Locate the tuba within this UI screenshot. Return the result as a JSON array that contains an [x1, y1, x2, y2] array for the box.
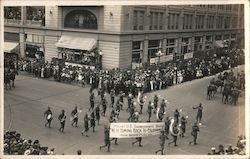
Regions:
[[169, 118, 180, 136]]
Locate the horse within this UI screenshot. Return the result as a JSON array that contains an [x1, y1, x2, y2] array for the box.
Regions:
[[222, 85, 232, 104], [229, 89, 241, 105], [207, 84, 217, 100], [213, 79, 224, 92]]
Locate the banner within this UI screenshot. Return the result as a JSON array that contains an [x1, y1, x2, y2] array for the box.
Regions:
[[184, 52, 193, 60], [110, 122, 164, 138]]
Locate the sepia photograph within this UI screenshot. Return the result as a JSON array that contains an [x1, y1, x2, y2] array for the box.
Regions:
[[1, 1, 248, 158]]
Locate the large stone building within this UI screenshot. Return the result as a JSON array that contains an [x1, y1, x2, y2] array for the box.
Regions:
[[4, 5, 244, 69]]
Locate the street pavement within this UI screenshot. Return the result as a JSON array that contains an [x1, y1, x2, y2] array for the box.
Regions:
[[4, 66, 245, 155]]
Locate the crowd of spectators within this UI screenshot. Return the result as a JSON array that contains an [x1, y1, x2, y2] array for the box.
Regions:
[[16, 48, 244, 96], [4, 131, 55, 155], [208, 135, 246, 155], [4, 7, 21, 20]]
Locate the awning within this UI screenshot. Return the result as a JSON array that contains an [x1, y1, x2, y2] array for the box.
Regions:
[[215, 40, 225, 48], [4, 42, 19, 53], [55, 35, 97, 51]]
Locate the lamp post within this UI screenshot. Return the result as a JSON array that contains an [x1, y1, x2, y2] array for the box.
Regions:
[[99, 50, 103, 70], [156, 50, 162, 66]]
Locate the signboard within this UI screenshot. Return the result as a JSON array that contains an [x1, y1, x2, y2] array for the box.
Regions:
[[165, 54, 174, 62], [110, 122, 164, 138], [65, 62, 95, 70], [150, 58, 156, 64], [184, 52, 193, 60]]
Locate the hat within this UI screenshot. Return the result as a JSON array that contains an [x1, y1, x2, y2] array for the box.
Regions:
[[211, 147, 216, 150]]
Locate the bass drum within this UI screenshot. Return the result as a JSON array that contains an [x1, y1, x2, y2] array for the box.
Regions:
[[47, 114, 52, 120]]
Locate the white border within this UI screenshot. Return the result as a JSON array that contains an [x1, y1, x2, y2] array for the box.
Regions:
[[0, 0, 249, 159]]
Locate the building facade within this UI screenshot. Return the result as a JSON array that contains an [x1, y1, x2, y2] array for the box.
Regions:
[[4, 5, 245, 69]]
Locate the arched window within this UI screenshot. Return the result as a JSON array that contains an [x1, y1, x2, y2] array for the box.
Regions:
[[64, 10, 98, 29]]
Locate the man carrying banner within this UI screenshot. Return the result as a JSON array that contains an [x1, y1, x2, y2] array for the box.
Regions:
[[189, 122, 200, 145], [44, 107, 52, 128], [71, 106, 78, 127], [155, 130, 166, 155], [131, 112, 142, 147], [99, 126, 111, 152], [58, 109, 66, 133]]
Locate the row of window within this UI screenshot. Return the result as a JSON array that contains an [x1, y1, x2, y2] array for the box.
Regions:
[[133, 10, 243, 30], [132, 35, 236, 62]]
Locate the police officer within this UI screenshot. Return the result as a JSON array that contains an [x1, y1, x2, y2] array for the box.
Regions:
[[58, 110, 66, 133], [189, 122, 200, 145], [193, 103, 203, 124], [155, 130, 166, 155], [180, 116, 187, 137], [71, 106, 78, 127], [147, 101, 153, 122], [89, 92, 95, 111], [99, 127, 111, 152], [44, 107, 52, 128]]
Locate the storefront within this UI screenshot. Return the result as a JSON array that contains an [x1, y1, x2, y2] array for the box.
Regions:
[[55, 35, 98, 69], [25, 34, 45, 59]]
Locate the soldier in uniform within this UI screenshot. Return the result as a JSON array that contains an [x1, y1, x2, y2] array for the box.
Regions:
[[168, 123, 179, 146], [110, 89, 115, 108], [71, 106, 78, 127], [174, 109, 180, 124], [81, 114, 89, 137], [101, 97, 107, 116], [180, 116, 187, 137], [131, 112, 142, 147], [119, 91, 124, 110], [164, 116, 171, 140], [99, 127, 111, 152], [189, 122, 200, 145], [44, 107, 52, 128], [147, 101, 153, 122], [127, 93, 133, 112], [155, 130, 166, 155], [58, 110, 66, 133], [193, 103, 203, 124], [90, 111, 96, 132], [89, 92, 95, 111], [153, 95, 159, 113], [139, 95, 145, 114]]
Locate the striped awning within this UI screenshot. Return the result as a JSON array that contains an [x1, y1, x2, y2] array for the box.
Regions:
[[4, 42, 19, 53], [55, 35, 97, 51]]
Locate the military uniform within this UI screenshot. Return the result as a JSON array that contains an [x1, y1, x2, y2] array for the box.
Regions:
[[71, 107, 78, 127], [58, 110, 66, 133], [147, 102, 153, 122], [193, 104, 203, 124], [189, 123, 200, 145], [89, 92, 95, 111], [44, 108, 52, 128], [155, 131, 166, 155], [99, 128, 111, 152]]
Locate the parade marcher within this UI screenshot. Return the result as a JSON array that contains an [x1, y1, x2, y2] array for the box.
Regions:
[[147, 101, 153, 122], [81, 114, 89, 137], [89, 92, 95, 111], [109, 113, 118, 145], [189, 122, 200, 145], [127, 93, 133, 112], [44, 107, 52, 128], [90, 111, 96, 132], [180, 116, 187, 137], [155, 130, 166, 155], [119, 91, 124, 110], [95, 105, 100, 125], [174, 109, 180, 124], [193, 103, 203, 125], [58, 110, 66, 133], [101, 97, 107, 117], [110, 89, 115, 108], [164, 117, 171, 140], [168, 123, 179, 147], [99, 127, 111, 152], [132, 137, 143, 147], [139, 94, 145, 114], [153, 95, 159, 113], [128, 102, 135, 122], [71, 106, 78, 127], [131, 111, 142, 147]]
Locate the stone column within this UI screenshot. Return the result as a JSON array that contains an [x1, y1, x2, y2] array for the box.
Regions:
[[21, 6, 26, 25], [19, 31, 26, 58], [142, 36, 149, 63]]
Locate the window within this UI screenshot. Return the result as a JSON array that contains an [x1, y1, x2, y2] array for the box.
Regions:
[[224, 17, 231, 29], [149, 11, 164, 30], [148, 40, 162, 60], [216, 16, 223, 29], [207, 15, 214, 29], [205, 36, 212, 50], [166, 39, 177, 55], [215, 35, 222, 40], [168, 13, 179, 30], [133, 10, 145, 30], [183, 14, 193, 30], [181, 37, 191, 54], [64, 10, 98, 29], [132, 41, 143, 63], [159, 13, 163, 30], [4, 7, 21, 20], [194, 37, 203, 51], [196, 15, 205, 29], [232, 17, 237, 28], [26, 6, 45, 26]]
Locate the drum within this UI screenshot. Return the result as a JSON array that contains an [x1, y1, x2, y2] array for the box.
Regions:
[[47, 114, 52, 120]]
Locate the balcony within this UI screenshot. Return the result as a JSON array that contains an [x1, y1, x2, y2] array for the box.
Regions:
[[4, 19, 22, 25]]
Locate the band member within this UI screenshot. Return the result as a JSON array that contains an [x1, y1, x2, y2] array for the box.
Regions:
[[128, 102, 135, 122], [139, 94, 145, 114], [180, 116, 187, 137], [174, 109, 180, 124], [132, 137, 142, 147], [101, 97, 107, 116], [109, 113, 118, 145], [193, 103, 203, 124], [127, 93, 133, 112], [115, 98, 121, 118], [189, 122, 200, 145], [90, 111, 96, 132], [44, 107, 52, 128], [168, 123, 179, 146], [95, 105, 100, 125], [71, 106, 78, 127], [153, 95, 159, 113], [164, 116, 171, 140], [155, 130, 166, 155], [58, 110, 66, 133], [99, 127, 111, 152], [110, 89, 115, 108], [119, 91, 124, 110], [81, 114, 89, 137], [131, 111, 142, 147], [147, 101, 153, 122], [89, 92, 95, 111]]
